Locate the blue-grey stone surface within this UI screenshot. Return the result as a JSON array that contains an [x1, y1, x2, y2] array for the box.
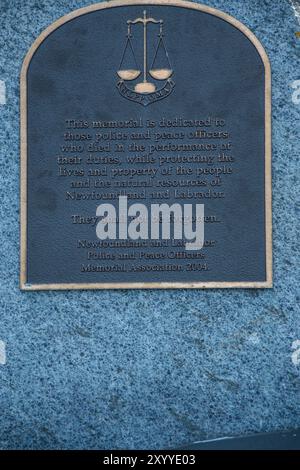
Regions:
[[0, 0, 299, 450]]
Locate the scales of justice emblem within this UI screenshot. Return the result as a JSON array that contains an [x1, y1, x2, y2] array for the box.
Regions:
[[116, 11, 175, 106]]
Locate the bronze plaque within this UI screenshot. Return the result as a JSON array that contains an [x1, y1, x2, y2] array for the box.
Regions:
[[20, 0, 272, 290]]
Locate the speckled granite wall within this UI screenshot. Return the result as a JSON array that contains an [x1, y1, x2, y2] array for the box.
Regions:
[[0, 0, 299, 450]]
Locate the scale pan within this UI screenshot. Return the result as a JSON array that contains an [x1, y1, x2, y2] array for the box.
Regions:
[[117, 69, 141, 81], [149, 69, 173, 80]]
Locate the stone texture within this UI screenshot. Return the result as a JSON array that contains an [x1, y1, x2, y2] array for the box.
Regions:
[[0, 0, 299, 449]]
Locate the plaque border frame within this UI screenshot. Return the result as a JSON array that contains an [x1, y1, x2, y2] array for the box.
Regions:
[[20, 0, 272, 290]]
